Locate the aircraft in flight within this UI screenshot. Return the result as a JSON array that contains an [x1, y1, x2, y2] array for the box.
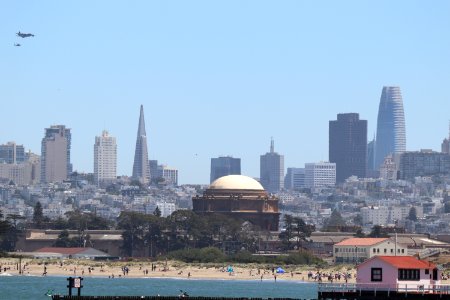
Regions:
[[16, 31, 34, 38], [14, 43, 21, 47]]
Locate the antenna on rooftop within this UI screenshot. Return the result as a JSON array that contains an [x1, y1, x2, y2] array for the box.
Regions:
[[270, 137, 274, 153]]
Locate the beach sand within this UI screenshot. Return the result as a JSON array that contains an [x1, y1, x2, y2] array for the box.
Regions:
[[0, 258, 357, 283]]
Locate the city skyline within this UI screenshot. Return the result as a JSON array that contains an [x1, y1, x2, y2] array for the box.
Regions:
[[2, 1, 450, 184]]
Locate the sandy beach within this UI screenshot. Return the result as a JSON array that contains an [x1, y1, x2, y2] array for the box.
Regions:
[[0, 258, 357, 283]]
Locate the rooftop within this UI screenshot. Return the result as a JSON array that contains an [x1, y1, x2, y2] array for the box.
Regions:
[[373, 256, 436, 269], [335, 238, 389, 246], [209, 175, 264, 191]]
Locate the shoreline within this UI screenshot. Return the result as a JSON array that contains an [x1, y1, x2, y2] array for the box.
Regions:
[[0, 257, 355, 283], [0, 272, 315, 283]]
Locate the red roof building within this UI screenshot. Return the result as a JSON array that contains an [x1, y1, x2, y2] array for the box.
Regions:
[[334, 238, 407, 264], [357, 256, 441, 290]]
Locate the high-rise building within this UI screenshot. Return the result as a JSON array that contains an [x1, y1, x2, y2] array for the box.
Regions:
[[94, 130, 117, 186], [304, 162, 336, 188], [260, 138, 284, 193], [379, 155, 397, 180], [149, 160, 159, 182], [158, 165, 178, 186], [210, 156, 241, 183], [399, 149, 450, 180], [132, 105, 150, 184], [329, 113, 367, 183], [441, 122, 450, 154], [0, 142, 25, 164], [367, 138, 377, 177], [40, 125, 71, 183], [374, 86, 406, 169], [284, 168, 305, 190]]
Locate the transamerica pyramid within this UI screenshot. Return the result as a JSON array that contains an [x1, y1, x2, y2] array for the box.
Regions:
[[132, 105, 150, 184]]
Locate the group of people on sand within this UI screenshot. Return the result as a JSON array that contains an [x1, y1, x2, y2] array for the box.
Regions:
[[307, 270, 352, 283]]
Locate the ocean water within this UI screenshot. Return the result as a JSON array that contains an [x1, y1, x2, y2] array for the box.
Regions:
[[0, 275, 317, 300]]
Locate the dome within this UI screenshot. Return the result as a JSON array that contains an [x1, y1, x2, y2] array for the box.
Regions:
[[209, 175, 264, 191]]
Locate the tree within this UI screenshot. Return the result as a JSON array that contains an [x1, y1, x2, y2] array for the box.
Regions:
[[353, 214, 363, 226], [354, 228, 366, 238], [368, 225, 389, 238], [33, 201, 44, 228], [153, 206, 161, 217], [279, 214, 294, 250], [117, 212, 148, 256], [408, 207, 418, 221], [323, 210, 346, 230], [0, 210, 14, 251], [53, 230, 71, 247]]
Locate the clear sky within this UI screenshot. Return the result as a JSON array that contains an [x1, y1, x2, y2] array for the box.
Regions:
[[1, 1, 449, 184]]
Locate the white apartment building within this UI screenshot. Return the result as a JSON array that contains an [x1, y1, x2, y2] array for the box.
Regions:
[[361, 206, 415, 226], [305, 162, 336, 188], [158, 165, 178, 186], [94, 130, 117, 186], [156, 201, 177, 217], [334, 238, 407, 264]]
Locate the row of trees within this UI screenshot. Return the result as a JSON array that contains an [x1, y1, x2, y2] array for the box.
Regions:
[[117, 210, 270, 257]]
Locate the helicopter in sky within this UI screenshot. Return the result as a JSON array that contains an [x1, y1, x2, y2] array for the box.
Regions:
[[16, 31, 34, 38], [14, 43, 21, 47]]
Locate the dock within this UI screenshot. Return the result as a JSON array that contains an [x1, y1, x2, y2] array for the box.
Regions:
[[318, 283, 450, 299]]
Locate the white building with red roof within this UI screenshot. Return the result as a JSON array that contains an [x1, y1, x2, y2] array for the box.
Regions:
[[333, 238, 407, 264], [356, 256, 441, 290]]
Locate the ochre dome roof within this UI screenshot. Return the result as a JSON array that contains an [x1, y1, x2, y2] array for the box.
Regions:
[[209, 175, 264, 191]]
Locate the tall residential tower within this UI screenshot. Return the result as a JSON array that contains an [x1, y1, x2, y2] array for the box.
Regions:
[[40, 125, 71, 183], [374, 86, 406, 169], [94, 130, 117, 186], [132, 105, 150, 184]]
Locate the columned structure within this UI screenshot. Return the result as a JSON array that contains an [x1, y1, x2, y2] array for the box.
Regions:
[[193, 175, 280, 231]]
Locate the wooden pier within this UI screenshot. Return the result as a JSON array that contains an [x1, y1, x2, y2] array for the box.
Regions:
[[318, 283, 450, 299], [51, 297, 310, 300]]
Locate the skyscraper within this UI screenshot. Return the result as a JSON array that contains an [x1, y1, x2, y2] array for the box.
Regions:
[[94, 130, 117, 186], [367, 138, 377, 177], [304, 162, 336, 188], [260, 138, 284, 193], [441, 121, 450, 154], [40, 125, 71, 183], [210, 156, 241, 183], [132, 105, 150, 184], [0, 142, 25, 164], [329, 113, 367, 183], [284, 167, 305, 190], [374, 86, 406, 169]]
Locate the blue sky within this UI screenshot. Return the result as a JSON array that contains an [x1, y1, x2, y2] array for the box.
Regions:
[[1, 1, 449, 184]]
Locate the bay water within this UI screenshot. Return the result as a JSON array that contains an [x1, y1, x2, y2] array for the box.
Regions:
[[0, 275, 317, 300]]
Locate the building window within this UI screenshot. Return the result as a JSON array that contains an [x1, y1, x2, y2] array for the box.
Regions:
[[398, 269, 420, 281], [373, 248, 376, 253], [371, 268, 382, 282], [425, 269, 429, 275], [391, 249, 393, 253], [384, 249, 387, 253], [401, 249, 404, 253]]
